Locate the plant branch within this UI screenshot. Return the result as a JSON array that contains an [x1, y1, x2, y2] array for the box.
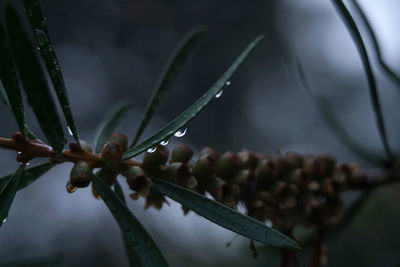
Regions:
[[0, 133, 141, 168]]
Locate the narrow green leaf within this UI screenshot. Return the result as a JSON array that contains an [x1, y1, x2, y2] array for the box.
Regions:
[[331, 0, 392, 161], [297, 62, 383, 166], [123, 35, 264, 159], [92, 175, 169, 267], [130, 27, 207, 147], [0, 80, 8, 105], [0, 165, 25, 227], [153, 179, 300, 249], [350, 0, 400, 89], [23, 0, 80, 142], [0, 162, 54, 192], [114, 180, 142, 267], [93, 101, 132, 153], [0, 17, 25, 133], [6, 3, 66, 152]]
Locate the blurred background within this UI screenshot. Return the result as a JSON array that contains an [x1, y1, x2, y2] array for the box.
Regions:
[[0, 0, 400, 266]]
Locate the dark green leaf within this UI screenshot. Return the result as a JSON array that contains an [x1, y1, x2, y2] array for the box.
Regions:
[[0, 165, 25, 227], [93, 101, 132, 153], [0, 162, 54, 192], [350, 0, 400, 89], [297, 61, 383, 166], [6, 3, 66, 152], [331, 0, 392, 161], [123, 35, 264, 159], [23, 0, 80, 142], [114, 180, 142, 267], [92, 175, 168, 267], [153, 179, 300, 249], [130, 27, 207, 147], [0, 17, 25, 133], [0, 80, 8, 105]]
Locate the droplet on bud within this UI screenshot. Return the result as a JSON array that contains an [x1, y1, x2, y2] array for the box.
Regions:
[[66, 182, 77, 193], [174, 128, 187, 138]]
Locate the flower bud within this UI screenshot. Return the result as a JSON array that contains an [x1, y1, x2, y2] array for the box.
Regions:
[[109, 133, 128, 152], [163, 162, 190, 184], [101, 142, 123, 164], [238, 150, 258, 170], [256, 159, 277, 189], [70, 161, 93, 188], [192, 154, 217, 183], [125, 166, 153, 191], [69, 140, 92, 153], [200, 147, 219, 163], [217, 152, 242, 181], [170, 143, 194, 163], [143, 145, 169, 170], [145, 188, 169, 210]]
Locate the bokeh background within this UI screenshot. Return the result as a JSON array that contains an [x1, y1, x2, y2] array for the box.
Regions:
[[0, 0, 400, 266]]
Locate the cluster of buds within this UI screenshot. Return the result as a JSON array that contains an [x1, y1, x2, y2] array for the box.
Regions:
[[63, 132, 367, 246], [128, 142, 367, 246]]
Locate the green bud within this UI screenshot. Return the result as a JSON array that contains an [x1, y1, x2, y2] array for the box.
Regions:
[[238, 150, 258, 169], [217, 151, 242, 181], [70, 161, 93, 188], [170, 143, 194, 163], [109, 133, 128, 152], [143, 145, 169, 170]]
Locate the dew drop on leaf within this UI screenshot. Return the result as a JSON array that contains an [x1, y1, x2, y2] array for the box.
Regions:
[[215, 90, 224, 99], [1, 218, 7, 226], [174, 127, 187, 138], [160, 138, 169, 146], [147, 147, 157, 153], [226, 80, 231, 86], [67, 126, 73, 136]]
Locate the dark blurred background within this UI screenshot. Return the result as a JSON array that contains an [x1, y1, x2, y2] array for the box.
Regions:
[[0, 0, 400, 266]]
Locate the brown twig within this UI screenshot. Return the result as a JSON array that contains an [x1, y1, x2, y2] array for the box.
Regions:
[[0, 134, 141, 168]]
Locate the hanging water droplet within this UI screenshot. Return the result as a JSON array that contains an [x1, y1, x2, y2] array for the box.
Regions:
[[160, 138, 169, 146], [25, 162, 30, 166], [265, 220, 273, 227], [215, 89, 224, 99], [225, 80, 231, 86], [66, 182, 77, 193], [67, 126, 73, 136], [174, 127, 187, 138], [147, 147, 156, 153], [1, 218, 7, 226]]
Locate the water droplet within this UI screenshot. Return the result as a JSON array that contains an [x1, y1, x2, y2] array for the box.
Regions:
[[160, 138, 169, 146], [66, 182, 77, 193], [215, 89, 223, 99], [1, 218, 7, 226], [67, 126, 73, 136], [174, 127, 187, 138], [226, 80, 231, 86], [265, 220, 273, 227], [25, 162, 30, 166], [147, 147, 156, 153]]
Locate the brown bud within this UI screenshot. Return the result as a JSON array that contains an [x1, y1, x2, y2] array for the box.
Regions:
[[284, 152, 304, 169], [143, 145, 169, 170], [256, 159, 277, 189], [217, 152, 242, 181], [163, 162, 190, 184], [170, 143, 194, 163], [200, 147, 219, 163], [109, 133, 128, 152], [69, 140, 92, 153], [145, 188, 169, 210], [192, 154, 217, 182], [125, 166, 153, 191], [70, 161, 93, 188], [101, 142, 123, 163], [238, 150, 258, 169]]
